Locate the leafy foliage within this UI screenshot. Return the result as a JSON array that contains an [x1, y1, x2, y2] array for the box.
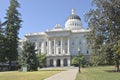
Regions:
[[72, 54, 88, 67], [86, 0, 120, 71], [72, 57, 78, 67], [0, 21, 6, 62], [19, 41, 39, 71], [37, 53, 46, 68]]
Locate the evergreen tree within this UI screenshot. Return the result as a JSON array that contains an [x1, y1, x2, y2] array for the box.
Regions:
[[0, 21, 5, 62], [86, 0, 120, 71], [20, 41, 39, 71], [37, 53, 46, 68], [5, 0, 22, 70]]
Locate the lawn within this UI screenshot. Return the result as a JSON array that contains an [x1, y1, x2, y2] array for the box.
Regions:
[[0, 69, 62, 80], [76, 66, 120, 80]]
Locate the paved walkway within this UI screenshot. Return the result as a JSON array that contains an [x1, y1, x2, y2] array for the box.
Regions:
[[44, 67, 78, 80]]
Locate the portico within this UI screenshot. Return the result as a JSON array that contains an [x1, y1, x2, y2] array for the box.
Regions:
[[45, 35, 71, 67], [46, 36, 70, 55], [46, 56, 71, 67]]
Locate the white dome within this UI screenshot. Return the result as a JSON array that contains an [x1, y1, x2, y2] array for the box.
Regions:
[[65, 9, 83, 30]]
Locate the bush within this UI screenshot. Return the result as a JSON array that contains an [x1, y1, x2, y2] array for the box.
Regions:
[[72, 57, 78, 67], [72, 55, 89, 68]]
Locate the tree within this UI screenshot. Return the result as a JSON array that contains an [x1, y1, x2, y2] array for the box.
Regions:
[[104, 44, 114, 65], [37, 53, 46, 68], [72, 54, 87, 67], [0, 21, 6, 62], [86, 0, 120, 71], [113, 40, 120, 72], [4, 0, 22, 70], [72, 57, 78, 67], [20, 41, 39, 71]]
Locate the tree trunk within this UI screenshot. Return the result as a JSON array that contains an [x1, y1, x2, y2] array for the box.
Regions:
[[9, 60, 12, 71], [115, 59, 119, 72]]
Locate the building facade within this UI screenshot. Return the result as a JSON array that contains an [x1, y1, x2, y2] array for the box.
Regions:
[[18, 9, 91, 67]]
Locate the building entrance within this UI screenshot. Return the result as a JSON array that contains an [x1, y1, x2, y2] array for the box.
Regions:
[[57, 59, 61, 66], [50, 59, 53, 67], [64, 58, 68, 66]]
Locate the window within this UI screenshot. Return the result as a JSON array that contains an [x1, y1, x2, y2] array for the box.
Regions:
[[46, 41, 47, 46], [39, 42, 41, 47], [72, 41, 74, 45], [59, 52, 61, 54], [52, 52, 54, 54], [79, 39, 81, 44], [58, 48, 61, 54], [75, 23, 76, 26], [65, 50, 67, 54], [58, 41, 61, 46], [65, 42, 67, 46], [87, 50, 89, 54], [79, 41, 81, 44], [52, 41, 54, 46]]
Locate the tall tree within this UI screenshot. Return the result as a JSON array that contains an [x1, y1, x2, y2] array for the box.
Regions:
[[5, 0, 22, 70], [0, 21, 5, 62], [86, 0, 120, 71]]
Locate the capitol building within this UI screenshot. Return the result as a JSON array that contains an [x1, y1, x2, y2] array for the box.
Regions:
[[19, 9, 91, 67]]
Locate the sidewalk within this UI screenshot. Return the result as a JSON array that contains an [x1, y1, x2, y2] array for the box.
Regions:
[[44, 67, 78, 80]]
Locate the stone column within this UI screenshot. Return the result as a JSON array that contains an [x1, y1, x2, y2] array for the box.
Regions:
[[67, 37, 70, 54], [54, 38, 56, 54], [60, 59, 63, 67], [68, 58, 71, 66], [46, 58, 50, 67], [43, 41, 45, 54], [47, 39, 49, 55], [53, 59, 56, 67], [61, 38, 63, 54], [49, 40, 51, 54]]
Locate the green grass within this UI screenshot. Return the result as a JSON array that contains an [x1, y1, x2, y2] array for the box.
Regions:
[[0, 70, 63, 80], [76, 66, 120, 80]]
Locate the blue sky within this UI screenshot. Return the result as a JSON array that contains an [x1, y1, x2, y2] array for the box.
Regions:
[[0, 0, 93, 38]]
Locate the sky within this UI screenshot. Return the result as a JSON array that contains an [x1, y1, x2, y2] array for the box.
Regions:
[[0, 0, 93, 38]]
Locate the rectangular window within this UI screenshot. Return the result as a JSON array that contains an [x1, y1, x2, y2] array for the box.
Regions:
[[39, 42, 41, 47], [52, 52, 54, 54], [65, 50, 67, 54], [46, 41, 47, 46], [87, 50, 89, 54], [52, 41, 54, 46], [72, 41, 74, 45], [65, 42, 67, 46], [58, 41, 61, 46], [79, 39, 81, 44], [58, 48, 61, 54], [59, 52, 61, 54]]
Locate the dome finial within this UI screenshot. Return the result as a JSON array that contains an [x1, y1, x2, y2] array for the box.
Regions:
[[72, 8, 76, 14]]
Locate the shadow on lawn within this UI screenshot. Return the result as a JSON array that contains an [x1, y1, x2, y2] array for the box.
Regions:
[[104, 70, 120, 73]]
